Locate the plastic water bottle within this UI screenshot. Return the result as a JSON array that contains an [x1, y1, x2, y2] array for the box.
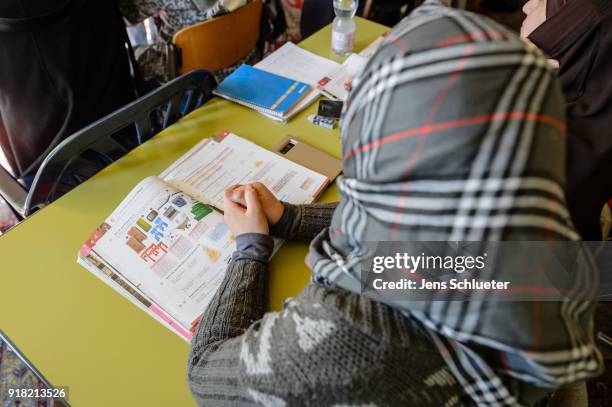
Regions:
[[332, 0, 358, 56], [126, 16, 158, 47]]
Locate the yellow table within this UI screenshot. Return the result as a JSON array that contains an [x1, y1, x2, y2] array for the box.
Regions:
[[0, 19, 387, 406]]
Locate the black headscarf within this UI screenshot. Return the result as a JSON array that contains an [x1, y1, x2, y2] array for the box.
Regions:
[[529, 0, 612, 240]]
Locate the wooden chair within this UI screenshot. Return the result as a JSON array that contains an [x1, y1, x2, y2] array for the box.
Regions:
[[171, 0, 263, 76]]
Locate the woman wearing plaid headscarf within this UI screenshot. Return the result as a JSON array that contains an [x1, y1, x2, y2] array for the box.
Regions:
[[187, 2, 603, 405]]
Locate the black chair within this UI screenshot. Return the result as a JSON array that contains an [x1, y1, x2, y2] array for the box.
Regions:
[[0, 69, 216, 218]]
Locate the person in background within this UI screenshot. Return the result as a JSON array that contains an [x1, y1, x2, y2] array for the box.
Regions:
[[0, 0, 137, 185], [187, 2, 602, 405], [299, 0, 334, 39], [279, 0, 303, 43], [118, 0, 256, 83], [522, 0, 612, 240], [260, 0, 308, 54]]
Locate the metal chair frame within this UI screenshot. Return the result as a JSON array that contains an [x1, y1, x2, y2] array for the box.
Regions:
[[0, 69, 216, 217]]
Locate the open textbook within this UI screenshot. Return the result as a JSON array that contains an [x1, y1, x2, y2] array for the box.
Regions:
[[77, 132, 331, 341]]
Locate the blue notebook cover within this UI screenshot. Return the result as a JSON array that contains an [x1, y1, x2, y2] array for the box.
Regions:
[[214, 65, 311, 117]]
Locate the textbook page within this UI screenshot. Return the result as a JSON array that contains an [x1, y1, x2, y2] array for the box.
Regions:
[[161, 132, 329, 209], [86, 176, 234, 332]]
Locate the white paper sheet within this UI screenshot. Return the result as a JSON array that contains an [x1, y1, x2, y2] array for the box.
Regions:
[[256, 42, 340, 86], [317, 53, 368, 101]]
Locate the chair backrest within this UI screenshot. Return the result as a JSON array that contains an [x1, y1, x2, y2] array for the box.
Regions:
[[172, 0, 263, 74], [23, 70, 216, 216]]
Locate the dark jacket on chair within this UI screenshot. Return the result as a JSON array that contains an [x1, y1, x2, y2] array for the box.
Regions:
[[0, 0, 137, 180]]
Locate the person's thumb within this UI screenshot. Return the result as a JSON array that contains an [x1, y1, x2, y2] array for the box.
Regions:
[[244, 185, 263, 214]]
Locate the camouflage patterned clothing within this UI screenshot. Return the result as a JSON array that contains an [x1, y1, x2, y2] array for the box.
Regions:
[[119, 0, 259, 82]]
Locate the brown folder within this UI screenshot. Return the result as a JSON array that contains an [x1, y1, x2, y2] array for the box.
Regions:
[[273, 136, 342, 181]]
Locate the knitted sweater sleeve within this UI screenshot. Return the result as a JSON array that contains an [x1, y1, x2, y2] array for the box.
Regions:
[[186, 195, 466, 405], [187, 203, 336, 405], [187, 259, 266, 405], [270, 202, 338, 240], [186, 202, 454, 406]]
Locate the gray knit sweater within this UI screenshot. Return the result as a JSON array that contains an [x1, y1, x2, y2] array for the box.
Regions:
[[187, 203, 464, 406]]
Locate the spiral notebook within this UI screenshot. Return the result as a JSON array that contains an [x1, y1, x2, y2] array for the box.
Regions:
[[213, 65, 311, 122]]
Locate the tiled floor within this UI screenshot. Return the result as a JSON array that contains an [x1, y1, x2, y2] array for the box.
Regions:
[[0, 335, 63, 407]]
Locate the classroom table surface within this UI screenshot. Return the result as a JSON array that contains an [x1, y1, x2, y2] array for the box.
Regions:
[[0, 18, 387, 406]]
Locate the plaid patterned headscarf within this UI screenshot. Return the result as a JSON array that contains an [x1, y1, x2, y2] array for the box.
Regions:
[[307, 2, 603, 405]]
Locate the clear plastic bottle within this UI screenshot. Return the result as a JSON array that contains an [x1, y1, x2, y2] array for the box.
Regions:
[[331, 0, 358, 56]]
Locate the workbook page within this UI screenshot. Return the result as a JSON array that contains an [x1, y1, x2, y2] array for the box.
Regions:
[[317, 53, 368, 101], [161, 132, 329, 209], [87, 176, 234, 331], [256, 42, 340, 86]]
